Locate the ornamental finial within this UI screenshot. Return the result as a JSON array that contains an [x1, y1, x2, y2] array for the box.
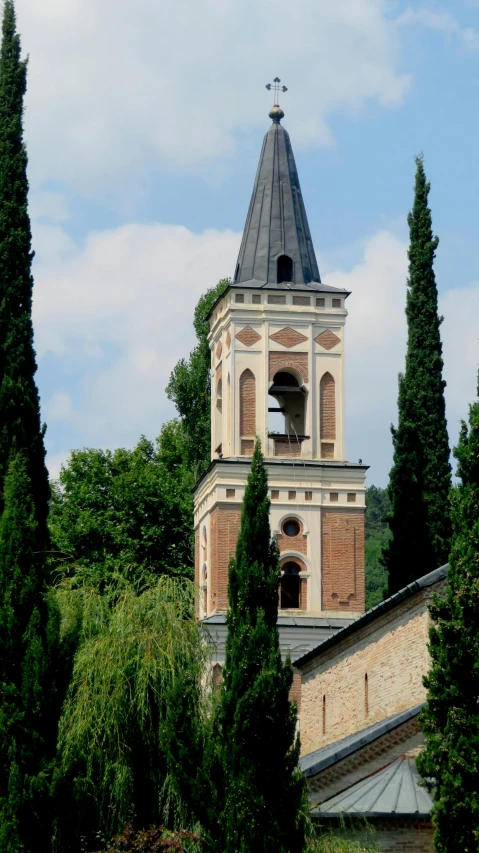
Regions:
[[265, 77, 287, 122]]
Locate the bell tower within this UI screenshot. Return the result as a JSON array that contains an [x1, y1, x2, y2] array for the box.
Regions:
[[194, 100, 367, 625]]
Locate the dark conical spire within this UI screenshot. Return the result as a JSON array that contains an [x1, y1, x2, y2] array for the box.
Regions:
[[234, 107, 321, 289]]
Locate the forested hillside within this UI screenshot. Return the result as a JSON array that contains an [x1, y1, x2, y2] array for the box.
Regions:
[[364, 486, 391, 609]]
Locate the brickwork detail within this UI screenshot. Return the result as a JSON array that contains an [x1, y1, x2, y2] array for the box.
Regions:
[[293, 296, 310, 306], [299, 584, 445, 756], [315, 329, 341, 350], [269, 352, 309, 382], [274, 439, 302, 457], [301, 577, 308, 611], [216, 340, 222, 359], [320, 372, 336, 440], [369, 821, 433, 852], [321, 442, 334, 459], [269, 327, 308, 348], [209, 506, 241, 612], [276, 530, 307, 555], [239, 369, 256, 438], [236, 325, 261, 347], [321, 510, 365, 612], [241, 439, 254, 456]]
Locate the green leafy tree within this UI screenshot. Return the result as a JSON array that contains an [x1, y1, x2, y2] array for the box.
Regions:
[[417, 379, 479, 853], [383, 156, 451, 595], [217, 439, 306, 853], [49, 428, 194, 586], [167, 280, 229, 477], [53, 576, 208, 853], [364, 486, 390, 609], [0, 453, 59, 853], [0, 1, 49, 543]]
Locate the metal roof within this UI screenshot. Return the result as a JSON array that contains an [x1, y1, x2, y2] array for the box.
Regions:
[[294, 564, 448, 670], [202, 613, 354, 665], [233, 109, 322, 290], [300, 704, 423, 778], [313, 757, 433, 819]]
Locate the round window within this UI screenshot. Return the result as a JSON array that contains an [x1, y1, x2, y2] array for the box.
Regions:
[[283, 519, 300, 537]]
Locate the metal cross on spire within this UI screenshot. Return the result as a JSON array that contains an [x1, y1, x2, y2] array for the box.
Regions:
[[265, 77, 288, 104]]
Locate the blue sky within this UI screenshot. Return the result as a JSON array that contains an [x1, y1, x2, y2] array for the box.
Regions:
[[16, 0, 479, 485]]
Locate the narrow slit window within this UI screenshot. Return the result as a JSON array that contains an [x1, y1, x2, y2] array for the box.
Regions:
[[365, 673, 369, 717], [322, 695, 326, 735]]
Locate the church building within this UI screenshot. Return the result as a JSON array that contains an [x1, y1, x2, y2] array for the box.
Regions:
[[194, 100, 368, 658], [194, 96, 441, 852]]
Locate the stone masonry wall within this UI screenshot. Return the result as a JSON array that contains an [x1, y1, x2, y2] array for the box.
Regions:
[[321, 509, 365, 612], [299, 583, 444, 756], [209, 506, 242, 612]]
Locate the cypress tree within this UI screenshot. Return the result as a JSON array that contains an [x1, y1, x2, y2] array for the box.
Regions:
[[0, 453, 59, 852], [383, 156, 451, 595], [0, 0, 49, 545], [217, 439, 305, 853], [417, 378, 479, 853], [0, 4, 59, 850]]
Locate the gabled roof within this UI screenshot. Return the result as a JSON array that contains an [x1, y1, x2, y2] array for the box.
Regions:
[[233, 107, 322, 290], [300, 704, 424, 778], [314, 757, 433, 819], [295, 564, 448, 670]]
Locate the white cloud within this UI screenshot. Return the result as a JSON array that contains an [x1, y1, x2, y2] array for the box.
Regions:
[[33, 221, 479, 484], [397, 7, 479, 51], [15, 0, 410, 191]]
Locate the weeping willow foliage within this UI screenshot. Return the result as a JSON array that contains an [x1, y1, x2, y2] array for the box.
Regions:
[[53, 576, 210, 853]]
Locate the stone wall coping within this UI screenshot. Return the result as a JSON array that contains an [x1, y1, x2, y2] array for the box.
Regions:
[[294, 564, 449, 670], [194, 457, 370, 494]]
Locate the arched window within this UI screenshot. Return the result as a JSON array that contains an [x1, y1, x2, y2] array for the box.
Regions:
[[240, 369, 256, 455], [280, 562, 301, 609], [212, 663, 223, 687], [277, 254, 293, 283], [320, 372, 336, 459]]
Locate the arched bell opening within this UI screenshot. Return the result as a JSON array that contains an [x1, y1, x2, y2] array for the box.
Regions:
[[280, 561, 301, 609], [277, 254, 293, 283], [269, 370, 306, 438]]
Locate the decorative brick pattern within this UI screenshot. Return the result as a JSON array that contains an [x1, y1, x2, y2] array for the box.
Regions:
[[226, 329, 231, 349], [239, 368, 256, 438], [320, 372, 336, 440], [236, 325, 261, 347], [269, 326, 308, 348], [321, 442, 334, 459], [269, 352, 309, 382], [209, 506, 241, 612], [321, 509, 365, 612], [235, 293, 244, 303], [315, 329, 341, 350], [281, 556, 307, 573], [216, 340, 222, 359], [347, 493, 356, 503], [241, 439, 254, 456], [332, 298, 342, 309], [274, 440, 302, 457], [268, 294, 286, 304], [316, 297, 325, 307], [252, 294, 261, 304], [293, 296, 310, 306], [271, 490, 280, 500]]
